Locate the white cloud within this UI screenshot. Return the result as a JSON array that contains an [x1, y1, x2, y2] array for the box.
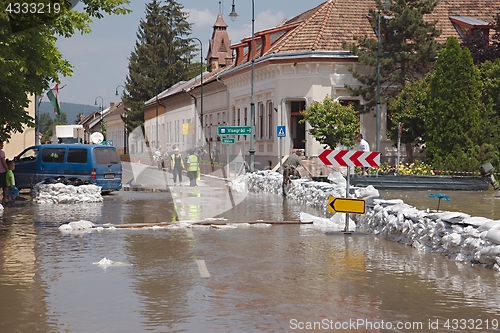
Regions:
[[186, 8, 217, 29]]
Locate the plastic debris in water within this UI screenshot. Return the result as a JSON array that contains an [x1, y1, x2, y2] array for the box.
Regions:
[[429, 193, 450, 212]]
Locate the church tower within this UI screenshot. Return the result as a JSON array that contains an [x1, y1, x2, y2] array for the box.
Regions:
[[206, 10, 233, 72]]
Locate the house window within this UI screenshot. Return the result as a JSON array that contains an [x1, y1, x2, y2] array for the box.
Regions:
[[339, 99, 362, 131], [209, 114, 213, 141]]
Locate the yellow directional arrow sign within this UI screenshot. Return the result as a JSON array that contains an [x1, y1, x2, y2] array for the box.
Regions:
[[328, 197, 366, 214]]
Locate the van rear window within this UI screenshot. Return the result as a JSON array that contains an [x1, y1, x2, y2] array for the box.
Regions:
[[67, 148, 88, 163], [42, 148, 66, 163], [94, 148, 120, 165]]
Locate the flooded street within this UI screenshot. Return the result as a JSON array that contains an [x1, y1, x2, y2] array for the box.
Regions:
[[1, 167, 500, 332]]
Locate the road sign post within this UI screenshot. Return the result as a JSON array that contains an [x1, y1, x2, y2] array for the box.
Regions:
[[319, 149, 380, 233], [277, 126, 287, 187]]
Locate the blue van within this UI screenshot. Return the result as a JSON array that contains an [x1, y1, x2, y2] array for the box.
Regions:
[[13, 144, 122, 191]]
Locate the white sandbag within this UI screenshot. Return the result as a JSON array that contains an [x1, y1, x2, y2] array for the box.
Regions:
[[59, 220, 96, 231], [478, 220, 500, 232], [462, 216, 492, 227], [485, 229, 500, 245], [330, 213, 356, 231], [327, 172, 346, 187], [32, 183, 102, 204], [354, 185, 379, 198]]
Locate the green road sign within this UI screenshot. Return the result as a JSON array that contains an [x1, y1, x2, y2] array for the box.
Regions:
[[217, 126, 252, 135], [221, 138, 235, 144]]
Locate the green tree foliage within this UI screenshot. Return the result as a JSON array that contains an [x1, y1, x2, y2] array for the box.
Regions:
[[38, 112, 54, 135], [55, 112, 68, 126], [387, 76, 430, 161], [122, 0, 196, 134], [0, 0, 130, 142], [75, 112, 84, 124], [477, 59, 500, 168], [39, 111, 68, 142], [426, 37, 482, 169], [300, 96, 361, 149], [342, 0, 440, 112]]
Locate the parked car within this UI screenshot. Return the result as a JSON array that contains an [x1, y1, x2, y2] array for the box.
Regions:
[[13, 144, 122, 191]]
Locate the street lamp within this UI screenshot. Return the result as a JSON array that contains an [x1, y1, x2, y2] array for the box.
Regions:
[[192, 37, 204, 148], [94, 95, 104, 133], [115, 84, 125, 97], [229, 0, 255, 172], [115, 85, 127, 154], [376, 0, 392, 153]]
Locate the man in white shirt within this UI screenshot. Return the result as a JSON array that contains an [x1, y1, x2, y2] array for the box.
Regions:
[[356, 133, 370, 175], [356, 133, 370, 152]]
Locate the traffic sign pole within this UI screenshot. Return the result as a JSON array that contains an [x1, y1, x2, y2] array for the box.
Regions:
[[345, 166, 350, 232], [317, 149, 381, 232]]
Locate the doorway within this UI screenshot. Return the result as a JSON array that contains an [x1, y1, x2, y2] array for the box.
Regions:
[[290, 101, 306, 150]]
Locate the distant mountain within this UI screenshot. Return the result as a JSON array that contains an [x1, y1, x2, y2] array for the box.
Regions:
[[39, 102, 100, 124]]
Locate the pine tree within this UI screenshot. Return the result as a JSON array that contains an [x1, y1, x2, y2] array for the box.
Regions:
[[122, 0, 196, 133], [426, 37, 482, 169], [342, 0, 441, 112]]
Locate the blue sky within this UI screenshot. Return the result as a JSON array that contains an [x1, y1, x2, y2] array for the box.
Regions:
[[55, 0, 325, 108]]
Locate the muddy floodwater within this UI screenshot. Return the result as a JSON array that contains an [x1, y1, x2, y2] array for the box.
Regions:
[[1, 185, 500, 332]]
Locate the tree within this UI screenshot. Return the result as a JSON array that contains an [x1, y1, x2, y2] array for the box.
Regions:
[[300, 96, 361, 149], [0, 0, 131, 142], [342, 0, 441, 112], [54, 112, 68, 126], [75, 112, 84, 125], [38, 112, 54, 136], [476, 59, 500, 168], [122, 0, 196, 134], [387, 76, 430, 161], [426, 37, 482, 169]]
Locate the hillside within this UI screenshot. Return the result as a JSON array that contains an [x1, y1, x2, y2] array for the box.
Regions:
[[39, 102, 99, 124]]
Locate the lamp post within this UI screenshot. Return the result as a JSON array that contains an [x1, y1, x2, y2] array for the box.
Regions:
[[376, 0, 392, 153], [94, 96, 104, 133], [192, 37, 204, 148], [229, 0, 255, 172], [155, 88, 159, 149], [115, 85, 127, 154]]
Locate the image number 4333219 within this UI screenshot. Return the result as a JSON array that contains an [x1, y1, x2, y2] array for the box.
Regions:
[[5, 0, 80, 33]]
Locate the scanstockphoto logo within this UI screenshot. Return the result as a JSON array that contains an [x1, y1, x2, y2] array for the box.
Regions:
[[127, 124, 251, 222], [4, 0, 80, 33]]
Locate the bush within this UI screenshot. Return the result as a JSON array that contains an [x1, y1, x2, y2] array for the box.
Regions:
[[364, 160, 435, 175]]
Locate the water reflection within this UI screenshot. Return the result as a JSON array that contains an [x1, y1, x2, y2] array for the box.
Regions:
[[0, 191, 499, 332]]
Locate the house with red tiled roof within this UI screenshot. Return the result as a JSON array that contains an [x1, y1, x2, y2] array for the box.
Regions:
[[142, 0, 499, 170]]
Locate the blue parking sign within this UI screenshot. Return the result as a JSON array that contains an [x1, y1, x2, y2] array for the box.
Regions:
[[277, 126, 286, 138]]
